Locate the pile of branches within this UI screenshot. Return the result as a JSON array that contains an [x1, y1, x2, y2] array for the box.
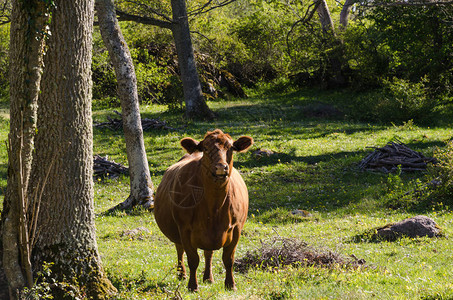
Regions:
[[94, 111, 175, 131], [234, 237, 365, 273], [359, 140, 437, 173], [93, 155, 128, 180]]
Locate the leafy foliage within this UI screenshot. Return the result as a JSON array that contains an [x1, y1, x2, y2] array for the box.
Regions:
[[345, 4, 453, 99], [0, 24, 8, 100]]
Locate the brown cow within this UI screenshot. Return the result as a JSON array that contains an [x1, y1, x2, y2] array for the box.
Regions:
[[154, 129, 253, 291]]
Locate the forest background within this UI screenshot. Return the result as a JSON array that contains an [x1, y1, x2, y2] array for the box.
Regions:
[[0, 0, 452, 124]]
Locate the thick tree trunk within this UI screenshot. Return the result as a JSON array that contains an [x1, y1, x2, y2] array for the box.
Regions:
[[170, 0, 215, 120], [316, 0, 336, 36], [1, 1, 49, 298], [26, 0, 116, 298], [96, 0, 154, 211]]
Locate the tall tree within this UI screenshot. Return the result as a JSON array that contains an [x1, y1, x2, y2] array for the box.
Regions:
[[340, 0, 355, 29], [170, 0, 214, 119], [1, 0, 50, 297], [115, 0, 215, 119], [1, 0, 116, 298], [96, 0, 154, 211]]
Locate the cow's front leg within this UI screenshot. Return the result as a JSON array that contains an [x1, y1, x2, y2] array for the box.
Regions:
[[203, 250, 214, 283], [175, 243, 186, 280], [222, 229, 240, 290], [181, 232, 199, 292]]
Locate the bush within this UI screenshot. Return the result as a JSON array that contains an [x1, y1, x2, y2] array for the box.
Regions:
[[91, 25, 180, 108], [0, 24, 9, 100], [427, 141, 453, 205], [345, 77, 434, 123], [92, 48, 117, 101], [194, 0, 295, 85], [345, 4, 453, 99]]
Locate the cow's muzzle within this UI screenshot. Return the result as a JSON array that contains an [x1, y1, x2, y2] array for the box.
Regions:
[[214, 163, 229, 179]]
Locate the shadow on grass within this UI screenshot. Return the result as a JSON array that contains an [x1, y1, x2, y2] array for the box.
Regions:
[[91, 93, 450, 222], [236, 149, 365, 169]]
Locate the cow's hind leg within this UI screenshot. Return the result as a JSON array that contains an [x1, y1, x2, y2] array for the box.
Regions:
[[203, 250, 214, 283], [175, 243, 186, 280]]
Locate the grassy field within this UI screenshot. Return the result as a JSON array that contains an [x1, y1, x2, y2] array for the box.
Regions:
[[3, 88, 453, 299]]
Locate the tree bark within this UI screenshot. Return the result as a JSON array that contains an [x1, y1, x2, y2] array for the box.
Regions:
[[1, 1, 49, 298], [315, 0, 336, 36], [96, 0, 154, 211], [170, 0, 215, 119], [26, 0, 116, 298], [340, 0, 355, 29]]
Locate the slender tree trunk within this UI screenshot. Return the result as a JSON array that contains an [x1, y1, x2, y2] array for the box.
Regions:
[[1, 1, 49, 298], [26, 0, 116, 298], [340, 0, 355, 29], [170, 0, 215, 120], [96, 0, 154, 211]]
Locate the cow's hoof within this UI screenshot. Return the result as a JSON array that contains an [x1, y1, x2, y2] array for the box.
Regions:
[[188, 285, 198, 292], [225, 283, 237, 291], [203, 277, 214, 284], [203, 273, 214, 283]]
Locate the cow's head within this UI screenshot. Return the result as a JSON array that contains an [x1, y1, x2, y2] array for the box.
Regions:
[[180, 129, 253, 182]]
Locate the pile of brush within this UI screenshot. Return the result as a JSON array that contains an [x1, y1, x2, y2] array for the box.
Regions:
[[94, 111, 174, 131], [359, 140, 437, 173], [234, 236, 365, 273], [93, 155, 128, 180]]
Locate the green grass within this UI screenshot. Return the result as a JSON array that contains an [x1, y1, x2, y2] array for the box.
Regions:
[[4, 88, 453, 299]]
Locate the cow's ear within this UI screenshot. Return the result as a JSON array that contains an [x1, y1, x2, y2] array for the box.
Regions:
[[181, 138, 203, 154], [233, 136, 253, 152]]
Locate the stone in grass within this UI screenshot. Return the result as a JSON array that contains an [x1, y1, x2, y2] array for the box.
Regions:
[[377, 215, 440, 239], [253, 149, 276, 158], [291, 209, 313, 218], [121, 227, 150, 240]]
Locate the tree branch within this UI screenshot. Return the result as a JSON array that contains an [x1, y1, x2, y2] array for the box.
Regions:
[[115, 9, 173, 29], [362, 0, 453, 7], [119, 0, 172, 22], [188, 0, 238, 17], [286, 0, 322, 57]]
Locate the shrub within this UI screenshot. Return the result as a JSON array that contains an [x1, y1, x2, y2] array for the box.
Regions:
[[345, 77, 434, 123], [0, 24, 9, 100], [426, 141, 453, 206]]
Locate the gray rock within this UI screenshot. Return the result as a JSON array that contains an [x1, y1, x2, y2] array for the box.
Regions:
[[377, 215, 440, 239]]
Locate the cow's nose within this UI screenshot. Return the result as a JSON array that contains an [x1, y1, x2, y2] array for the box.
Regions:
[[215, 163, 229, 175]]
